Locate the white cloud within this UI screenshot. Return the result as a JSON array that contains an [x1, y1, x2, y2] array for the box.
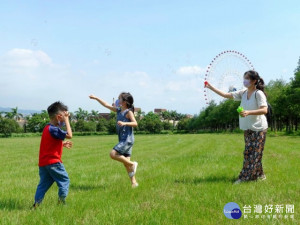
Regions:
[[165, 81, 182, 91], [176, 65, 205, 75], [4, 48, 53, 68], [0, 48, 83, 110], [0, 49, 207, 114]]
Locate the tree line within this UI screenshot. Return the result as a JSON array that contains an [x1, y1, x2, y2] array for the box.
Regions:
[[0, 107, 186, 137]]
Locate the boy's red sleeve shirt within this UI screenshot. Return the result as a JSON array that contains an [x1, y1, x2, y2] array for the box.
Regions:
[[38, 124, 67, 167]]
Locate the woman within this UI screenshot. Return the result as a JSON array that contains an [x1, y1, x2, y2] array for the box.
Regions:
[[205, 70, 268, 184]]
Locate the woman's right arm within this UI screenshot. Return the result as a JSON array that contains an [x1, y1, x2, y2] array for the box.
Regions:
[[205, 82, 233, 99], [89, 95, 117, 112]]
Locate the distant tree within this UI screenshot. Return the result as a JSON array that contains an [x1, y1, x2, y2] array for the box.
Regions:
[[11, 107, 23, 121], [294, 56, 300, 73], [266, 79, 288, 131], [74, 108, 88, 120], [288, 69, 300, 131], [75, 120, 85, 132], [0, 118, 21, 137], [139, 112, 163, 133], [177, 118, 190, 131], [162, 121, 172, 130], [110, 111, 117, 120], [89, 110, 99, 121], [161, 111, 171, 122], [84, 121, 97, 132], [26, 112, 49, 132], [97, 118, 108, 132], [107, 118, 116, 134], [3, 107, 23, 121], [169, 110, 186, 129], [4, 112, 14, 119]]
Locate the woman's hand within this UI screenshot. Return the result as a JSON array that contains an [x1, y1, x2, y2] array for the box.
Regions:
[[204, 81, 233, 99], [240, 110, 250, 117], [241, 107, 267, 116], [204, 81, 213, 90]]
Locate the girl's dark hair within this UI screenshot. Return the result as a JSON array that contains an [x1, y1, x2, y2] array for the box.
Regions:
[[244, 70, 267, 97], [120, 92, 135, 113], [47, 101, 68, 118]]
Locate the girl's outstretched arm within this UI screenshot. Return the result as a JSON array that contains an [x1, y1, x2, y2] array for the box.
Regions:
[[117, 111, 138, 127], [89, 95, 117, 112], [205, 81, 233, 99]]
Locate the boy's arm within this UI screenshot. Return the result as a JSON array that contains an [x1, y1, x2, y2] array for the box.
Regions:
[[89, 95, 117, 112], [64, 111, 73, 139], [117, 111, 138, 127]]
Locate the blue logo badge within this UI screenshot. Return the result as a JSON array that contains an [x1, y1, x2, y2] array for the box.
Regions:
[[224, 202, 242, 219]]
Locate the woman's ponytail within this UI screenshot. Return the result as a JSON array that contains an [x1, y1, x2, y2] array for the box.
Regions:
[[256, 78, 265, 93]]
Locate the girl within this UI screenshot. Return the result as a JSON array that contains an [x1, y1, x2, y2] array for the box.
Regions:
[[89, 92, 139, 188], [205, 70, 268, 184]]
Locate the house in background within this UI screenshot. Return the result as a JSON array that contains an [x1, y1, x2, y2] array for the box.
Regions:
[[154, 108, 166, 114]]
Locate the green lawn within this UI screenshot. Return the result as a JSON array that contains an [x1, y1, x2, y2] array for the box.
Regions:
[[0, 134, 299, 225]]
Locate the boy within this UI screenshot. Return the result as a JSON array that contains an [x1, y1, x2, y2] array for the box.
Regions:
[[33, 101, 73, 208]]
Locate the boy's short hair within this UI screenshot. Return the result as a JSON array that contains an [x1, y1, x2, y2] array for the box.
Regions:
[[47, 101, 68, 118]]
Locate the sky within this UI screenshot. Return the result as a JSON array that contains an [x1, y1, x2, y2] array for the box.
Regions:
[[0, 0, 299, 114]]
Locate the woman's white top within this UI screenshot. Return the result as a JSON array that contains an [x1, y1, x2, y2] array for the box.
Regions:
[[232, 89, 268, 131]]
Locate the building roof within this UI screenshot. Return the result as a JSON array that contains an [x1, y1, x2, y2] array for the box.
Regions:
[[154, 108, 167, 113]]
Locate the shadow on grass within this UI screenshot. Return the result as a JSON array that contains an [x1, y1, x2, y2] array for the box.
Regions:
[[175, 175, 236, 184], [0, 199, 25, 211], [70, 183, 106, 191]]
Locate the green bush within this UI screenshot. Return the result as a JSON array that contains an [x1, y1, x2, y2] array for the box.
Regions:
[[162, 121, 172, 130], [138, 112, 163, 134], [26, 112, 49, 133], [84, 121, 97, 132], [0, 118, 22, 137], [107, 119, 117, 134], [177, 118, 189, 131], [97, 118, 108, 132]]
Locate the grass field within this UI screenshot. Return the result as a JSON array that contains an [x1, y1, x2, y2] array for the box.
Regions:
[[0, 134, 299, 225]]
